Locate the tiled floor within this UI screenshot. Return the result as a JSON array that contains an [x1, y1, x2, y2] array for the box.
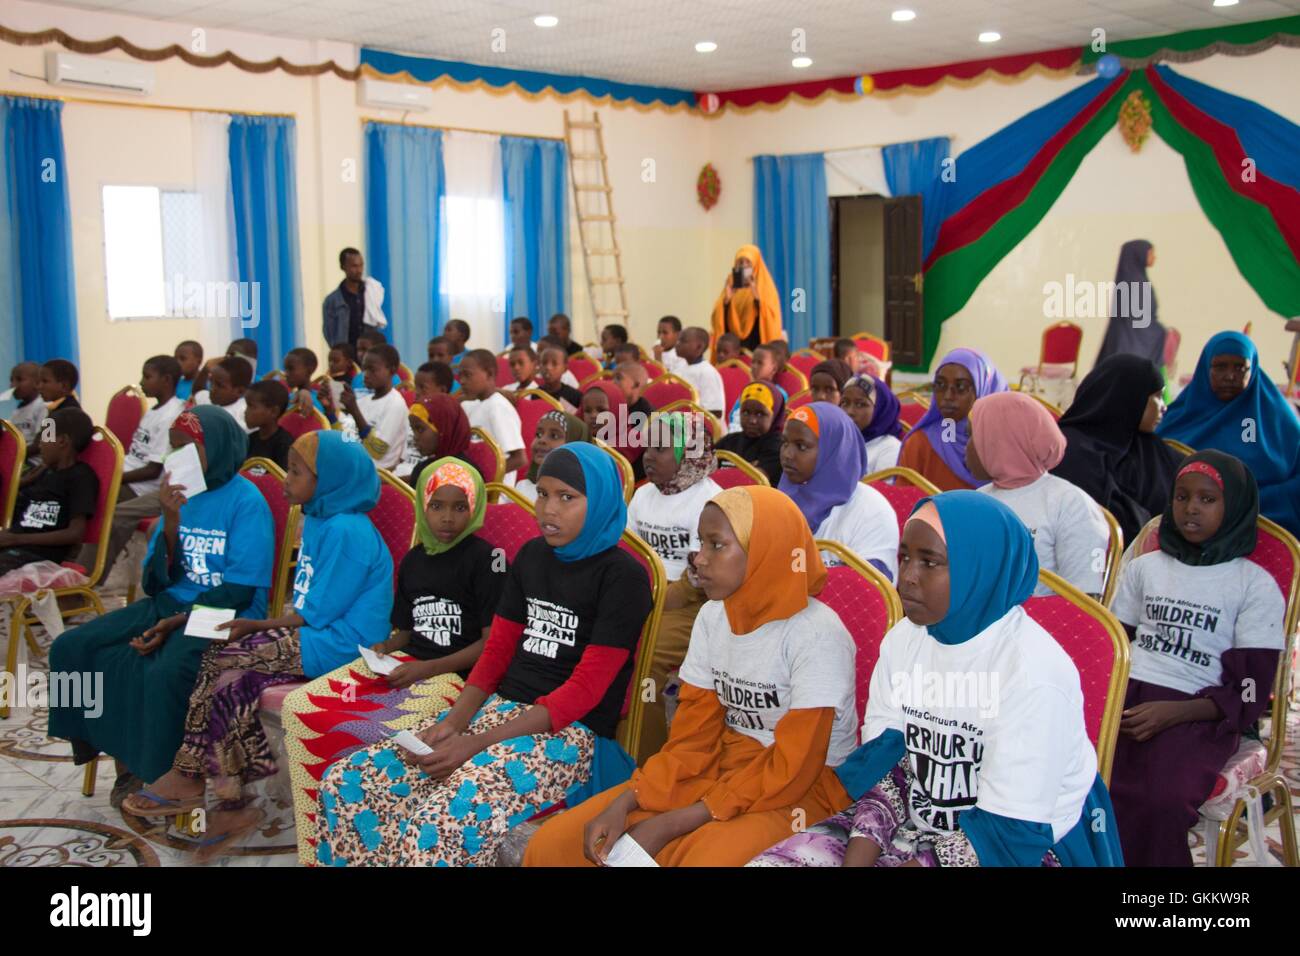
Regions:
[[1, 582, 1296, 866]]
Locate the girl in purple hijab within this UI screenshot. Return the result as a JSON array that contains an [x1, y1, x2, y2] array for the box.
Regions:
[[841, 373, 904, 474], [778, 402, 899, 580], [898, 348, 1007, 491]]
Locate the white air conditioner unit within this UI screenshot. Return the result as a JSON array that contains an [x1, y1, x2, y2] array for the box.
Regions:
[[45, 51, 155, 95], [358, 77, 433, 112]]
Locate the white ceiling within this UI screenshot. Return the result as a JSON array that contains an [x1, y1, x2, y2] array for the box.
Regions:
[[31, 0, 1300, 89]]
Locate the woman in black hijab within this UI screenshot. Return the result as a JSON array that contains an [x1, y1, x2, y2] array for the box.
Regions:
[[1051, 354, 1184, 543], [1095, 239, 1166, 367]]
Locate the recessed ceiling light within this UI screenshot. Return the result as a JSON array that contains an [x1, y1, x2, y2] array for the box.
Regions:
[[792, 56, 813, 68], [892, 9, 916, 22], [979, 31, 1001, 43], [695, 41, 717, 53], [1213, 0, 1239, 6], [534, 15, 558, 27]]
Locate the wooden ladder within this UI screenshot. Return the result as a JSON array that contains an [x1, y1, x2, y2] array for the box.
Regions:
[[564, 110, 628, 330]]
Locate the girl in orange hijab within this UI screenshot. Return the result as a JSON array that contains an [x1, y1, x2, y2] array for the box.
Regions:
[[523, 485, 857, 867], [712, 244, 784, 351]]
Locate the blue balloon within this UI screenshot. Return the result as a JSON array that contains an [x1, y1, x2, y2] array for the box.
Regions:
[[1097, 54, 1121, 79]]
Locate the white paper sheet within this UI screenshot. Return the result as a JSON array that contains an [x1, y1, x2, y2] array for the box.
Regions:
[[358, 643, 399, 675], [603, 834, 659, 867], [184, 604, 236, 639], [162, 441, 207, 499], [392, 730, 433, 755]]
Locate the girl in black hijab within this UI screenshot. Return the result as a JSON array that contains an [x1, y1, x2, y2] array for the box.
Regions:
[[1051, 354, 1184, 543], [1095, 239, 1167, 367]]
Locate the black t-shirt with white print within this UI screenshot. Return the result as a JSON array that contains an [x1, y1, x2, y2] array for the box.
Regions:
[[391, 535, 505, 678], [8, 462, 99, 562], [496, 538, 652, 738]]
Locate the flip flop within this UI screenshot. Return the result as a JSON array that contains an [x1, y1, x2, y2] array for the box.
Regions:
[[121, 788, 206, 819], [193, 809, 265, 864], [109, 773, 143, 811]]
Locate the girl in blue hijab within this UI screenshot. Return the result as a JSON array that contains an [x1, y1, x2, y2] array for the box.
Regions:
[[1158, 331, 1300, 537], [313, 441, 653, 866], [751, 490, 1122, 867], [122, 430, 394, 860]]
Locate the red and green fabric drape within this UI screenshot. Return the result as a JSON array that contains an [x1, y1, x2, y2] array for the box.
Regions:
[[913, 65, 1300, 372]]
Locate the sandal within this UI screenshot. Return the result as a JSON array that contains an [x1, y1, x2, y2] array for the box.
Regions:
[[121, 788, 206, 819], [109, 773, 143, 811], [193, 809, 265, 864]]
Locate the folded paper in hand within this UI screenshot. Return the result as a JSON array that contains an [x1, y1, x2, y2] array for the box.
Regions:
[[185, 605, 237, 639], [163, 442, 207, 499], [393, 730, 433, 755], [358, 644, 399, 675], [604, 835, 659, 867]]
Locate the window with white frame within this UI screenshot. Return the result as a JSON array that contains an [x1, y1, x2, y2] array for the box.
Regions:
[[102, 185, 217, 320]]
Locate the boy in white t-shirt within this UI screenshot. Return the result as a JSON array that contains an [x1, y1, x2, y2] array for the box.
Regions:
[[457, 349, 526, 485], [81, 355, 185, 582], [195, 356, 253, 433], [326, 343, 409, 472], [653, 315, 685, 374], [673, 327, 726, 417]]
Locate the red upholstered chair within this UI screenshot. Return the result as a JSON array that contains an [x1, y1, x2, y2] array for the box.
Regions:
[[513, 395, 561, 482], [788, 351, 821, 380], [735, 352, 753, 367], [1023, 570, 1129, 783], [1019, 321, 1083, 385], [398, 363, 414, 385], [895, 390, 930, 433], [862, 467, 941, 536], [644, 373, 698, 409], [640, 359, 665, 379], [815, 540, 902, 726], [568, 355, 600, 385], [104, 385, 148, 449], [853, 333, 890, 363], [593, 439, 635, 503], [774, 365, 808, 397], [717, 362, 751, 419], [1099, 506, 1123, 606], [368, 469, 417, 589], [465, 429, 506, 488], [0, 419, 25, 527], [654, 401, 723, 442], [616, 530, 668, 762], [238, 458, 301, 615], [479, 484, 543, 561], [278, 407, 329, 440], [497, 354, 516, 387], [785, 388, 812, 412], [712, 450, 769, 488]]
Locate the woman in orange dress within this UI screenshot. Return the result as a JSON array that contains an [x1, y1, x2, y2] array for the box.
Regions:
[[711, 245, 784, 351]]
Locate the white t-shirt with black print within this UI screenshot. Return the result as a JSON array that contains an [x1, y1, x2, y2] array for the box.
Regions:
[[679, 597, 859, 767], [814, 481, 900, 580], [1110, 550, 1285, 696], [626, 477, 723, 582], [862, 607, 1097, 842], [124, 396, 185, 496], [978, 473, 1109, 597]]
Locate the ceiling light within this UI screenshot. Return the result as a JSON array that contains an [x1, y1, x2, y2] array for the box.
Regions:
[[1213, 0, 1239, 6], [534, 15, 558, 27], [892, 9, 916, 22], [695, 41, 717, 53], [792, 56, 813, 68], [978, 31, 1001, 43]]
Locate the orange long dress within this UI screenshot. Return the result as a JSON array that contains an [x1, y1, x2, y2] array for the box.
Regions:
[[523, 684, 851, 867], [898, 431, 976, 491]]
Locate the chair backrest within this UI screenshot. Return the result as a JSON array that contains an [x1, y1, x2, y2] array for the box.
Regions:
[[788, 351, 821, 379], [397, 384, 416, 407], [774, 365, 808, 396], [1040, 321, 1083, 374], [593, 439, 635, 502], [896, 393, 929, 432], [398, 363, 414, 384], [261, 369, 286, 382], [1028, 393, 1064, 420], [513, 388, 563, 411], [717, 363, 751, 419], [1162, 437, 1194, 457], [713, 449, 769, 487], [496, 354, 515, 387], [105, 386, 148, 449], [278, 407, 328, 439], [466, 428, 506, 486], [640, 359, 665, 379], [368, 469, 416, 592], [479, 484, 544, 561], [853, 333, 891, 362], [1099, 505, 1123, 606], [654, 400, 723, 441], [785, 388, 812, 412], [815, 540, 902, 726], [862, 467, 941, 535], [77, 427, 125, 583], [514, 396, 558, 482], [239, 458, 300, 614], [644, 373, 698, 409], [615, 529, 667, 761], [1024, 570, 1129, 783], [568, 355, 600, 384], [0, 419, 26, 527]]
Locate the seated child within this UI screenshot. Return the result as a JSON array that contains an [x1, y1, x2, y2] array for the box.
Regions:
[[674, 327, 726, 418], [325, 343, 409, 471], [654, 315, 684, 372], [193, 339, 257, 398], [416, 361, 453, 399], [502, 345, 539, 394], [525, 485, 857, 866], [39, 359, 81, 413], [4, 362, 46, 445], [713, 332, 742, 366], [509, 316, 534, 352], [444, 319, 471, 366], [808, 359, 853, 405], [244, 380, 293, 469], [538, 345, 584, 413], [327, 342, 359, 384], [457, 349, 527, 483], [401, 394, 472, 489], [1108, 451, 1285, 867], [600, 324, 629, 369], [0, 408, 98, 578], [198, 356, 253, 431], [516, 409, 590, 503], [779, 403, 898, 579], [351, 330, 400, 396], [967, 391, 1109, 598], [173, 341, 203, 402], [833, 338, 862, 374], [750, 491, 1121, 868], [120, 431, 393, 860], [314, 443, 652, 866], [613, 362, 653, 419], [726, 343, 785, 434], [716, 381, 785, 486], [840, 374, 903, 474], [283, 347, 324, 416]]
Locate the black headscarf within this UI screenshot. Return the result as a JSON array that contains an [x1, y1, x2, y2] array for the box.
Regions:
[[1051, 354, 1185, 543], [1158, 450, 1259, 566], [1095, 239, 1167, 367]]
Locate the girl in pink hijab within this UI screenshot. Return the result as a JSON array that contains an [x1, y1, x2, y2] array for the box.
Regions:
[[964, 392, 1110, 599]]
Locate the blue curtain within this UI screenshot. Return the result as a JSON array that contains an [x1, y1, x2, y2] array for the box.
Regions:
[[228, 115, 303, 362], [882, 136, 952, 262], [0, 96, 78, 371], [500, 136, 568, 344], [753, 152, 830, 349], [365, 123, 446, 363]]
